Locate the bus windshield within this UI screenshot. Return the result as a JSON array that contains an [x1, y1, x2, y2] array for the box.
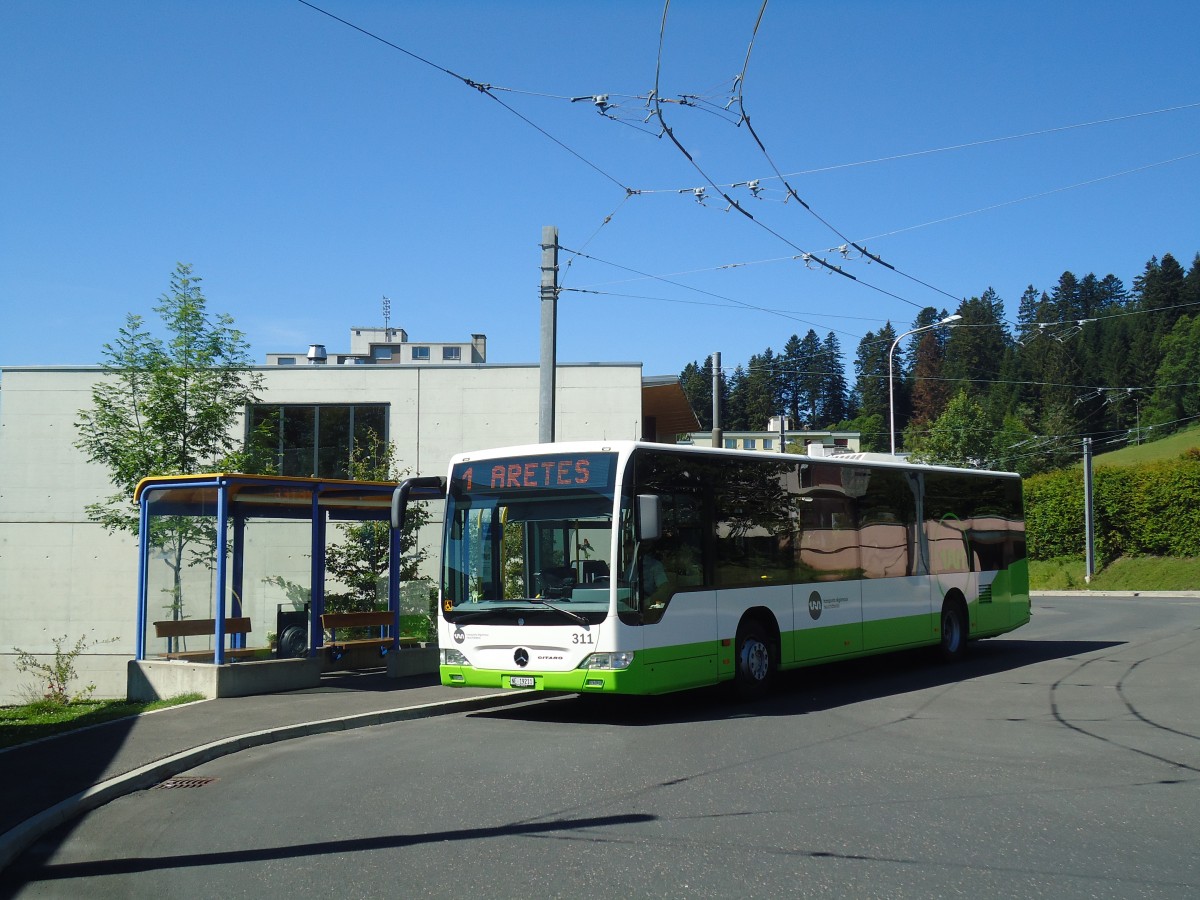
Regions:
[[441, 452, 618, 625]]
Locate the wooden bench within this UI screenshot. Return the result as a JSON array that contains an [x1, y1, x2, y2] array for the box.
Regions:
[[154, 617, 258, 661], [321, 611, 420, 661]]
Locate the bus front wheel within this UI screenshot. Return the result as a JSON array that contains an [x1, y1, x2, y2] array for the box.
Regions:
[[735, 619, 776, 698]]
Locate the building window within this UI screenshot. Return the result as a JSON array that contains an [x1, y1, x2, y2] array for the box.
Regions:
[[372, 346, 393, 360], [744, 439, 757, 450], [442, 346, 461, 361], [724, 438, 737, 449], [277, 357, 297, 365], [246, 404, 388, 479], [412, 346, 430, 361], [763, 439, 773, 450]]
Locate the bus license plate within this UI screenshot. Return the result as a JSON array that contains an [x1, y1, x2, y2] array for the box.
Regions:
[[509, 676, 536, 688]]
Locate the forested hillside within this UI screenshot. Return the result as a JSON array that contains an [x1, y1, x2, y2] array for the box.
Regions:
[[680, 251, 1200, 476]]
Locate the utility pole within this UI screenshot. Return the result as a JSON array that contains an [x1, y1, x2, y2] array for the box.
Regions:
[[1083, 437, 1095, 582], [711, 351, 722, 448], [539, 226, 558, 444]]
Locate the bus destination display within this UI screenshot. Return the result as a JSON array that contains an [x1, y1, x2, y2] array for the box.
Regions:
[[453, 453, 616, 493]]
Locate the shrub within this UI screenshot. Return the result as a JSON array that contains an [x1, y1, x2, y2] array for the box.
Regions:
[[12, 634, 117, 706]]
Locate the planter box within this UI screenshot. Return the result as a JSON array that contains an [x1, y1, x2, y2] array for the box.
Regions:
[[387, 645, 438, 678], [127, 657, 322, 701]]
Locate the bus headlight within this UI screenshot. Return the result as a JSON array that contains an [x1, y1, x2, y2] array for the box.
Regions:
[[581, 651, 635, 670], [441, 648, 469, 666]]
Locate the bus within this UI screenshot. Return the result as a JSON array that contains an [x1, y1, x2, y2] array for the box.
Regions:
[[399, 441, 1029, 697]]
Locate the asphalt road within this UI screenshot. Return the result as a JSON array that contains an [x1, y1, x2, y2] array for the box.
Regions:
[[4, 593, 1198, 899]]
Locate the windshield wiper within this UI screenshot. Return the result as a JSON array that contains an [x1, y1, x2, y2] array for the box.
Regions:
[[529, 598, 589, 626], [447, 609, 501, 624], [448, 601, 588, 626]]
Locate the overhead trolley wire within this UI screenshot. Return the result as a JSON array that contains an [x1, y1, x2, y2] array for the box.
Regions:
[[730, 0, 964, 307], [295, 0, 636, 194], [650, 1, 927, 311]]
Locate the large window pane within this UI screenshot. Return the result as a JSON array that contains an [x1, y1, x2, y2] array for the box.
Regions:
[[353, 405, 388, 473], [317, 406, 351, 479], [247, 404, 388, 479], [281, 407, 316, 477]]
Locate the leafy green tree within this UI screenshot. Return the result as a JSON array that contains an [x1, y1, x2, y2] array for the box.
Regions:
[[988, 411, 1038, 476], [831, 412, 886, 453], [76, 263, 264, 529], [324, 432, 432, 614], [906, 391, 993, 467], [1147, 314, 1200, 427], [74, 264, 264, 616]]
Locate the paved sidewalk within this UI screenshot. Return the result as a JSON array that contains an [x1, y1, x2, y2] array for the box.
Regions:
[[0, 671, 529, 872]]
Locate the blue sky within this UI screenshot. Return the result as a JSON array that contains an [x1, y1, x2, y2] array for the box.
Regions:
[[3, 1, 1198, 380]]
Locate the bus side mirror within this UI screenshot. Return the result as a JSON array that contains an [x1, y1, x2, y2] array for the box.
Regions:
[[637, 495, 661, 542], [391, 476, 447, 530]]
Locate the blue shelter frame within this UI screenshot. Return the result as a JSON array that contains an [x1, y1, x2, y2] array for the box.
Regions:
[[133, 474, 411, 664]]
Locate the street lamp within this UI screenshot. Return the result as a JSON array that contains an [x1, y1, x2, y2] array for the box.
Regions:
[[888, 314, 962, 455]]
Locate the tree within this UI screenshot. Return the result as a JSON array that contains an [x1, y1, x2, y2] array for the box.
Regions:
[[908, 329, 951, 427], [324, 432, 432, 615], [988, 411, 1038, 477], [816, 332, 849, 425], [75, 263, 264, 615], [779, 334, 806, 424], [76, 263, 264, 529], [737, 348, 780, 431], [1147, 314, 1200, 427], [790, 331, 823, 427], [679, 357, 714, 430], [943, 289, 1009, 400], [906, 391, 993, 467], [852, 324, 895, 427]]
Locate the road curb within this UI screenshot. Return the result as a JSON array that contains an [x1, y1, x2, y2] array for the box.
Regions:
[[0, 690, 533, 873], [1034, 591, 1200, 598]]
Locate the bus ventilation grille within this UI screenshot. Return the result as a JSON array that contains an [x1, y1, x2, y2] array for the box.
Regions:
[[979, 585, 993, 604]]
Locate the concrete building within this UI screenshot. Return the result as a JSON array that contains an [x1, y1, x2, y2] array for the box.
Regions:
[[266, 327, 488, 368], [0, 343, 697, 702], [680, 418, 861, 454]]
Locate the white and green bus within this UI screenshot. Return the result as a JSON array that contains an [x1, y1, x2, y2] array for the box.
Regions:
[[413, 441, 1029, 697]]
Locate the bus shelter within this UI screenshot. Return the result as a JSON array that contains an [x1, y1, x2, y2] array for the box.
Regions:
[[129, 474, 437, 697]]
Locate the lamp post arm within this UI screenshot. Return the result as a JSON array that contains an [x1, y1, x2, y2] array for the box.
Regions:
[[887, 314, 960, 455]]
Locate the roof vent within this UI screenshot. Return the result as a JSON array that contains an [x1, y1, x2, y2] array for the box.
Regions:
[[306, 344, 328, 364]]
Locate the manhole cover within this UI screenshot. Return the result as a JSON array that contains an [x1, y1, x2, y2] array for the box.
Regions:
[[152, 776, 217, 790]]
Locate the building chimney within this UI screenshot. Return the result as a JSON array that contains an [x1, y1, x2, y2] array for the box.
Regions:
[[471, 334, 487, 363], [306, 344, 328, 365]]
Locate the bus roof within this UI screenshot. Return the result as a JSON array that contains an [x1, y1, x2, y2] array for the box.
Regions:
[[447, 441, 1021, 479]]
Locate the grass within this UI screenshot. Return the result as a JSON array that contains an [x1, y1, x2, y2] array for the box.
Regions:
[[0, 693, 205, 750], [1030, 556, 1200, 592], [1091, 422, 1200, 468]]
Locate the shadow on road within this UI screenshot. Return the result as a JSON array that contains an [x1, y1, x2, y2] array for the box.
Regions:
[[473, 638, 1123, 728], [2, 813, 656, 887]]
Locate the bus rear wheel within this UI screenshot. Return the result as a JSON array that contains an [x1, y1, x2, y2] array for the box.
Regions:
[[939, 599, 968, 661], [735, 619, 776, 698]]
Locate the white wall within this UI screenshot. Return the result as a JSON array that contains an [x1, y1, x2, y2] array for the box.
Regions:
[[0, 363, 643, 701]]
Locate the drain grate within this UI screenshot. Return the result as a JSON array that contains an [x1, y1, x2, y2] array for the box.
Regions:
[[152, 776, 217, 790]]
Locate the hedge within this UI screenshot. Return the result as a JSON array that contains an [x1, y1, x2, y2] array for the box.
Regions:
[[1023, 450, 1200, 562]]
